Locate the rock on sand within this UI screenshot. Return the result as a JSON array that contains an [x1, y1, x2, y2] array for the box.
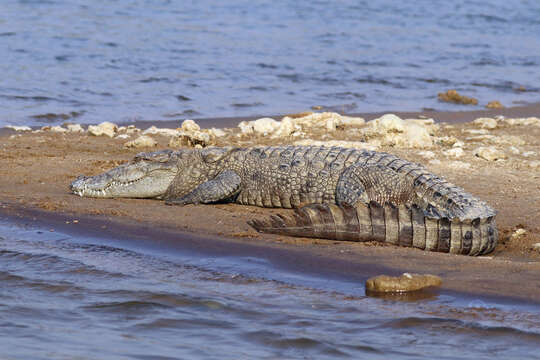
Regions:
[[123, 135, 157, 148], [88, 122, 117, 137], [474, 146, 507, 161]]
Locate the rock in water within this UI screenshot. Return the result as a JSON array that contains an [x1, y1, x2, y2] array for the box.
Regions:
[[486, 100, 504, 109], [365, 273, 442, 293], [437, 89, 478, 105]]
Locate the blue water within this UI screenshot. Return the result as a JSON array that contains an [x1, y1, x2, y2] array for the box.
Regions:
[[1, 0, 539, 126], [1, 218, 539, 359]]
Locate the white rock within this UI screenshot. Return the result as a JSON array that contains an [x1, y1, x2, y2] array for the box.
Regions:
[[363, 115, 433, 148], [474, 146, 507, 161], [169, 131, 211, 147], [401, 123, 433, 148], [508, 146, 520, 155], [464, 128, 489, 135], [533, 243, 540, 253], [238, 117, 279, 135], [181, 119, 200, 132], [238, 112, 364, 138], [141, 125, 159, 135], [523, 117, 540, 126], [504, 117, 540, 127], [208, 128, 226, 138], [126, 126, 140, 134], [473, 117, 498, 129], [325, 117, 339, 132], [290, 112, 341, 129], [511, 228, 527, 239], [238, 121, 253, 135], [272, 117, 299, 138], [437, 136, 459, 146], [428, 159, 442, 166], [50, 125, 67, 133], [366, 113, 405, 133], [66, 124, 84, 133], [253, 118, 280, 134], [522, 151, 537, 157], [5, 125, 32, 132], [142, 126, 180, 137], [115, 134, 130, 139], [418, 151, 436, 159], [444, 147, 464, 158], [528, 160, 540, 169], [191, 131, 211, 145], [466, 135, 496, 142], [88, 121, 117, 137], [294, 139, 378, 151], [123, 135, 157, 148], [339, 115, 365, 127], [379, 123, 433, 148]]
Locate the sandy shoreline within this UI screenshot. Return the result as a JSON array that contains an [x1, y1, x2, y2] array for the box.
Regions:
[[1, 203, 537, 306], [1, 104, 539, 302]]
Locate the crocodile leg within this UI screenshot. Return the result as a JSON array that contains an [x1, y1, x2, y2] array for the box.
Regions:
[[165, 170, 241, 206]]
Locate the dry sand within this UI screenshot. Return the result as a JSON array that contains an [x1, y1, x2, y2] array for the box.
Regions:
[[1, 105, 539, 302]]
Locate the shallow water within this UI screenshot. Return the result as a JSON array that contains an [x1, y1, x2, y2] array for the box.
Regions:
[[0, 218, 539, 359], [1, 0, 540, 126]]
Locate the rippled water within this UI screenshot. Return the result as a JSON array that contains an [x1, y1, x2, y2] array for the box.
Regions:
[[0, 218, 539, 359], [1, 0, 540, 126]]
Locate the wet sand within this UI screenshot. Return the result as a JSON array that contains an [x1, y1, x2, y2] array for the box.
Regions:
[[1, 104, 539, 302]]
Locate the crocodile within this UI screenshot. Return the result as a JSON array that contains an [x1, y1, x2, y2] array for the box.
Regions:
[[70, 146, 498, 255]]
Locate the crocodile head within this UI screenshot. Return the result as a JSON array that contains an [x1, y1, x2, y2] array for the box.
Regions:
[[70, 150, 181, 198]]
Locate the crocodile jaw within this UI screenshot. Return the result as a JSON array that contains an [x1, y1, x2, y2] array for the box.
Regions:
[[70, 163, 177, 198]]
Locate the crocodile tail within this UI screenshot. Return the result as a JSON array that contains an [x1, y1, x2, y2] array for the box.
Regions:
[[248, 201, 498, 256]]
